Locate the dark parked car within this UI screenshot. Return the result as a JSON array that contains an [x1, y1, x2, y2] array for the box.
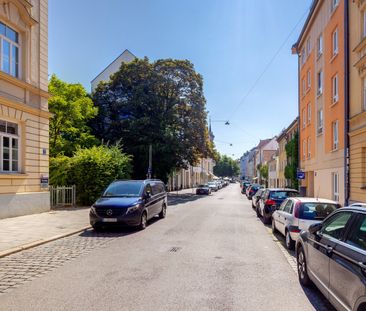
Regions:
[[196, 184, 211, 195], [252, 188, 264, 209], [296, 206, 366, 311], [246, 184, 262, 200], [241, 181, 251, 194], [256, 188, 299, 224], [90, 179, 167, 231]]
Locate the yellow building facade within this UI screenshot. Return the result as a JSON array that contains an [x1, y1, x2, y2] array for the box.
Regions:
[[0, 0, 50, 218], [349, 0, 366, 204]]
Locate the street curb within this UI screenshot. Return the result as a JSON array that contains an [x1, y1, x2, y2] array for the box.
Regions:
[[0, 225, 92, 259]]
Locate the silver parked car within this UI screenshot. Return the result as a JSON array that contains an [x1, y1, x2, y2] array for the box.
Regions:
[[272, 197, 340, 250]]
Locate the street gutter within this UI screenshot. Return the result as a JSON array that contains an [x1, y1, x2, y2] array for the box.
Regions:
[[0, 225, 91, 259]]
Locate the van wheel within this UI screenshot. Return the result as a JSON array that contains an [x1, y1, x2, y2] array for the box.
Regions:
[[285, 230, 295, 250], [159, 204, 167, 219], [139, 212, 147, 230], [297, 247, 311, 286]]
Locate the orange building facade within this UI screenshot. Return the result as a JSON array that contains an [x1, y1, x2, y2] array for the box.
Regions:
[[294, 0, 346, 205]]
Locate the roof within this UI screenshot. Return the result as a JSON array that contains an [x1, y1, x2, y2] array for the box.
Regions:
[[257, 139, 271, 149], [291, 197, 339, 204], [91, 49, 137, 83], [292, 0, 319, 52], [277, 117, 299, 142]]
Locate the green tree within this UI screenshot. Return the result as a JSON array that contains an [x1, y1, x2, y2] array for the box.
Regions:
[[49, 75, 98, 157], [259, 164, 269, 186], [50, 144, 132, 205], [284, 132, 299, 189], [92, 58, 213, 182], [213, 154, 239, 177]]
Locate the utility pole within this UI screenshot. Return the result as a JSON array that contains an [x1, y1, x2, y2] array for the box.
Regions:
[[148, 144, 152, 179]]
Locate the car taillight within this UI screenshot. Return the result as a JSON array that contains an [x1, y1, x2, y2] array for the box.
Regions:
[[290, 228, 301, 233], [294, 201, 301, 218], [265, 199, 276, 206]]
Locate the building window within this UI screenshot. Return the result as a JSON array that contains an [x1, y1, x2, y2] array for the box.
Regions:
[[317, 34, 323, 57], [307, 70, 311, 89], [317, 71, 323, 95], [332, 120, 339, 151], [332, 74, 339, 104], [307, 137, 311, 159], [0, 22, 19, 78], [301, 48, 306, 65], [302, 108, 306, 129], [332, 172, 339, 202], [302, 78, 306, 96], [317, 109, 323, 134], [332, 28, 338, 56], [307, 103, 311, 124], [331, 0, 339, 13], [303, 139, 306, 160], [363, 11, 366, 38], [0, 120, 19, 172], [306, 38, 311, 56]]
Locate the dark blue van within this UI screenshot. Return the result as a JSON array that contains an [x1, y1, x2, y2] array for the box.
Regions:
[[89, 179, 167, 230]]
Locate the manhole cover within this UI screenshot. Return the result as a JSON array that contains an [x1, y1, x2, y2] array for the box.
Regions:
[[169, 246, 182, 253]]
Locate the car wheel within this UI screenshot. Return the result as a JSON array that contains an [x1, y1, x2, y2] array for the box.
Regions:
[[297, 247, 311, 287], [139, 212, 147, 230], [285, 230, 295, 250], [256, 206, 261, 218], [159, 204, 167, 219], [92, 224, 103, 232], [271, 219, 278, 233]]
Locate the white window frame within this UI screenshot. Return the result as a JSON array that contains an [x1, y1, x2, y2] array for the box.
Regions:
[[0, 22, 20, 78], [307, 70, 311, 89], [332, 28, 338, 56], [303, 139, 306, 160], [317, 34, 323, 57], [308, 103, 311, 124], [332, 172, 339, 202], [317, 71, 323, 95], [308, 137, 311, 159], [306, 38, 311, 57], [317, 109, 323, 134], [302, 78, 306, 96], [363, 11, 366, 38], [302, 108, 306, 129], [0, 120, 20, 173], [332, 74, 339, 103], [332, 120, 339, 151]]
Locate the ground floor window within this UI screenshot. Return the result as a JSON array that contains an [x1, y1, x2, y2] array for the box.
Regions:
[[0, 120, 19, 172], [332, 172, 339, 202]]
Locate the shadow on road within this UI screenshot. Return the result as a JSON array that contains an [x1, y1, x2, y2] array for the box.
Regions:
[[168, 193, 208, 206]]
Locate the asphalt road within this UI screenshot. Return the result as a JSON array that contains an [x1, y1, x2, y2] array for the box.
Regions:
[[0, 184, 333, 311]]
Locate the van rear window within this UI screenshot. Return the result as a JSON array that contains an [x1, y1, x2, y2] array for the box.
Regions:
[[299, 203, 338, 220]]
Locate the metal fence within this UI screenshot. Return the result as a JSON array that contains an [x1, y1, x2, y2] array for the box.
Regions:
[[50, 185, 76, 208]]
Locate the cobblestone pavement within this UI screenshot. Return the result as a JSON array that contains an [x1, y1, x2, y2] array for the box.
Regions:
[[0, 229, 127, 295]]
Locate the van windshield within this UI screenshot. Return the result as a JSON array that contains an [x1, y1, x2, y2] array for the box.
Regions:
[[103, 182, 143, 197], [299, 203, 338, 220]]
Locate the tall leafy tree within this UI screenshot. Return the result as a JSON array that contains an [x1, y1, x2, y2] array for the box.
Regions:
[[49, 75, 98, 157], [92, 58, 213, 182], [213, 154, 239, 177]]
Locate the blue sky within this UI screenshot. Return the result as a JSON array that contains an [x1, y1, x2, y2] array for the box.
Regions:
[[49, 0, 312, 159]]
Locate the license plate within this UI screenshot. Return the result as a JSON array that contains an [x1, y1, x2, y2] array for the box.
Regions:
[[102, 218, 117, 222]]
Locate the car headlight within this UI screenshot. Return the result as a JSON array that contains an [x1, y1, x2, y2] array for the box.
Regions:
[[126, 204, 141, 214], [90, 205, 97, 214]]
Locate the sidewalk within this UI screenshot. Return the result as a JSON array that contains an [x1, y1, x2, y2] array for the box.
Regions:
[[0, 208, 90, 257], [0, 188, 197, 258]]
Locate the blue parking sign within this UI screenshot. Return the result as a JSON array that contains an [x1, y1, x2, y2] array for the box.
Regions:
[[297, 171, 305, 180]]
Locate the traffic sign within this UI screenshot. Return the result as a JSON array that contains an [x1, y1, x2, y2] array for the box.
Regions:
[[297, 171, 305, 180]]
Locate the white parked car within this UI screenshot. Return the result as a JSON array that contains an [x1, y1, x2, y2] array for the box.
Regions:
[[271, 197, 340, 250], [207, 181, 219, 192]]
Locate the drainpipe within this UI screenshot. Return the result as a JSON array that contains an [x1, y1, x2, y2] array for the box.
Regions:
[[297, 52, 301, 193], [344, 0, 350, 206]]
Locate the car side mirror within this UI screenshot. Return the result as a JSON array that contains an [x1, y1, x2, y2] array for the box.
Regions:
[[308, 223, 322, 235]]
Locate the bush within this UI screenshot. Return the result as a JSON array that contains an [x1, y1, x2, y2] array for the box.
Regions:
[[50, 145, 132, 205]]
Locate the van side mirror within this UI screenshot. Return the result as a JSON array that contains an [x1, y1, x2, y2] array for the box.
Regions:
[[308, 223, 322, 235]]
